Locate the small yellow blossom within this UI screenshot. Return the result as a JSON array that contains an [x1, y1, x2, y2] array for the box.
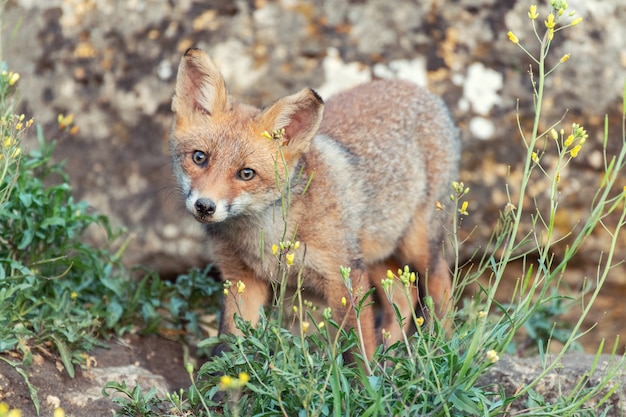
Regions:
[[236, 280, 246, 294], [293, 241, 300, 250], [0, 403, 9, 414], [381, 328, 391, 340], [8, 72, 20, 86], [223, 288, 229, 296], [261, 130, 273, 140], [550, 128, 558, 140], [285, 252, 295, 265], [381, 278, 393, 294], [318, 321, 325, 329], [53, 408, 65, 417], [271, 244, 278, 255], [528, 5, 538, 20], [458, 201, 469, 215], [415, 317, 425, 327], [478, 311, 487, 318], [571, 17, 583, 26], [71, 291, 78, 299], [219, 375, 234, 390], [301, 321, 310, 333], [570, 144, 582, 158], [559, 53, 571, 63], [341, 296, 347, 307], [57, 113, 74, 130], [239, 372, 250, 384], [545, 13, 556, 29], [435, 201, 444, 211], [386, 269, 394, 280], [409, 272, 416, 283], [564, 134, 574, 147], [486, 349, 500, 363], [507, 31, 519, 44], [531, 152, 538, 163], [292, 305, 298, 313]]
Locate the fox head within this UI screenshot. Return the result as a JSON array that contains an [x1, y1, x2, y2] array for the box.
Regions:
[[170, 48, 324, 224]]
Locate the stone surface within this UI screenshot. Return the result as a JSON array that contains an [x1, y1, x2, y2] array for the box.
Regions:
[[2, 0, 626, 350]]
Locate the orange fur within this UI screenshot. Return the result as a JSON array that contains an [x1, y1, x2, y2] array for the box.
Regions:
[[170, 48, 460, 359]]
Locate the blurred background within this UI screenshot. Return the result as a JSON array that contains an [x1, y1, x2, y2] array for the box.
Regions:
[[2, 0, 626, 351]]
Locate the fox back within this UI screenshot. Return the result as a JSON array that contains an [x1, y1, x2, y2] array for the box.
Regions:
[[170, 48, 460, 358]]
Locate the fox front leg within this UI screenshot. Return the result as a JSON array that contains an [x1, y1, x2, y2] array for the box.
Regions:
[[217, 272, 270, 341]]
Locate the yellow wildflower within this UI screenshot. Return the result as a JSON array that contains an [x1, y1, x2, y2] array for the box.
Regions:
[[531, 152, 538, 163], [545, 13, 555, 29], [301, 321, 310, 333], [236, 280, 246, 294], [341, 296, 347, 307], [238, 372, 250, 384], [458, 201, 469, 215], [219, 375, 234, 390], [528, 5, 538, 20], [486, 349, 500, 363], [564, 134, 574, 147], [271, 244, 278, 255], [507, 31, 519, 44], [285, 252, 295, 265], [550, 128, 558, 140], [559, 53, 571, 63], [570, 144, 582, 158], [415, 317, 425, 327], [53, 408, 65, 417], [571, 17, 583, 26], [8, 72, 20, 86]]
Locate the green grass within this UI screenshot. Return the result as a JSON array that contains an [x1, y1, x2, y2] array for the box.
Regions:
[[0, 62, 222, 415]]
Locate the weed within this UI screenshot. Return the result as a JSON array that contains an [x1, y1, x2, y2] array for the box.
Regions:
[[0, 58, 221, 413]]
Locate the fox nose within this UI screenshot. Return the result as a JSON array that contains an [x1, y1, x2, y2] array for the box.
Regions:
[[194, 198, 216, 217]]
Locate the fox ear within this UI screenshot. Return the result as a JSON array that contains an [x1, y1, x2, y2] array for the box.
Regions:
[[172, 48, 229, 117], [259, 88, 324, 155]]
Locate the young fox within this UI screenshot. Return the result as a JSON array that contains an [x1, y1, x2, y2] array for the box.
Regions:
[[170, 48, 460, 359]]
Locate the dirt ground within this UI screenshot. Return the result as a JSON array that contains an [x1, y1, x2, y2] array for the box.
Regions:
[[0, 334, 191, 417]]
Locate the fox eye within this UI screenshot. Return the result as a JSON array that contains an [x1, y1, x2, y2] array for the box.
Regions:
[[191, 150, 208, 167], [237, 168, 256, 181]]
